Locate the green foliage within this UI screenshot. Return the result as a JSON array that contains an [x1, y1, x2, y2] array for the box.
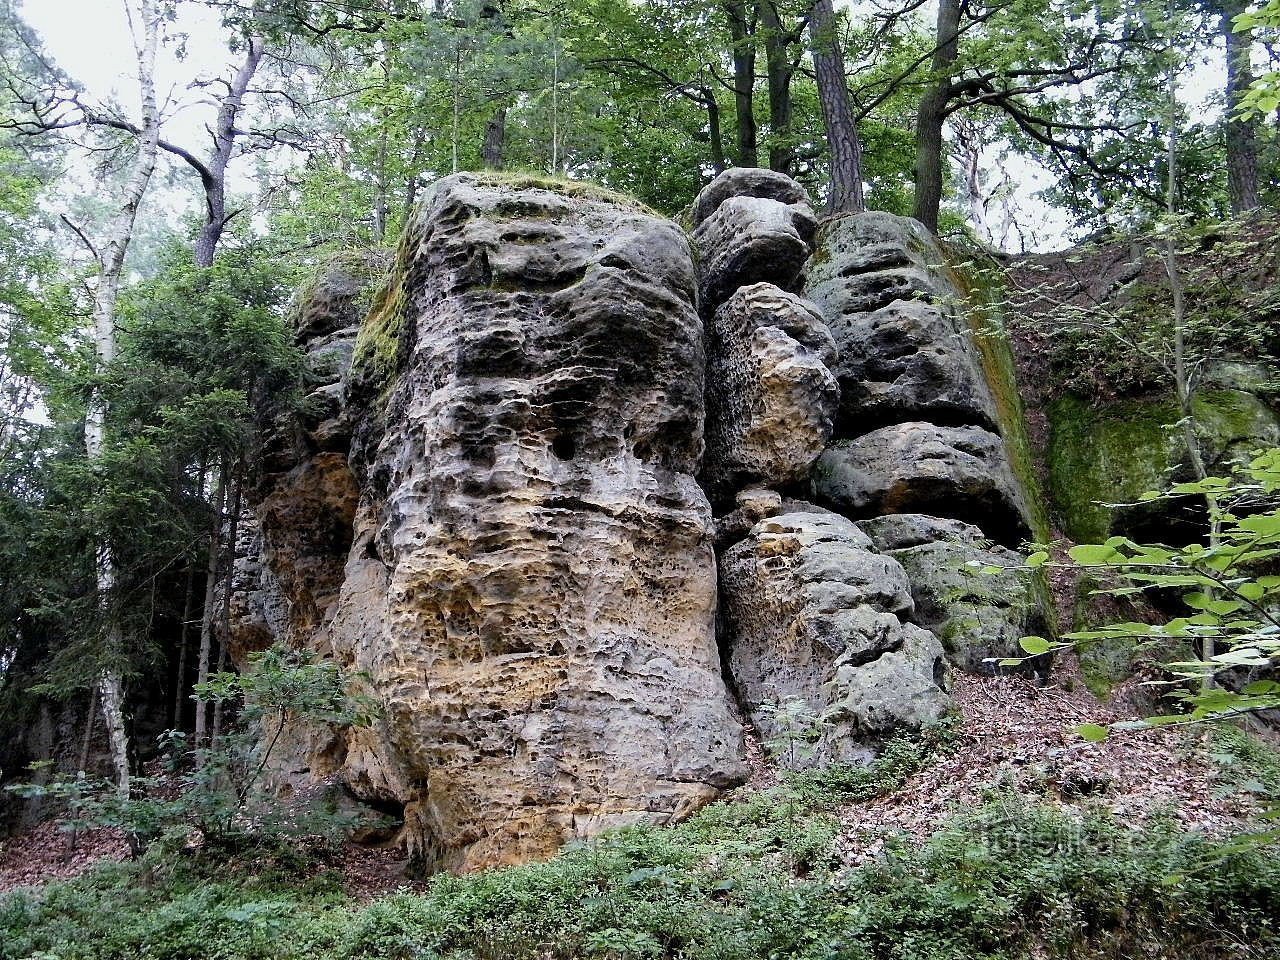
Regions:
[[4, 787, 1279, 960], [8, 646, 380, 856], [1006, 449, 1280, 732]]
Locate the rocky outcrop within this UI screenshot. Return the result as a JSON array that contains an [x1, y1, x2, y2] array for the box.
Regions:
[[692, 168, 818, 313], [789, 212, 1045, 675], [691, 170, 837, 509], [702, 283, 838, 500], [229, 169, 1056, 875], [721, 509, 950, 766], [804, 212, 999, 435], [813, 422, 1032, 547], [858, 514, 1049, 672], [1048, 389, 1280, 543], [230, 250, 388, 659], [325, 173, 745, 873]]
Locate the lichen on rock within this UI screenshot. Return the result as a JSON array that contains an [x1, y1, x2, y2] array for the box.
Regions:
[[721, 509, 951, 766]]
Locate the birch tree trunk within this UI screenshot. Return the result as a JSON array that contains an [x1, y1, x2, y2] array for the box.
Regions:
[[86, 0, 163, 799]]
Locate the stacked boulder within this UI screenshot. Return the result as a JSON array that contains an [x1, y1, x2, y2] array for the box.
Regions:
[[693, 171, 952, 763], [693, 168, 838, 502], [803, 210, 1045, 674]]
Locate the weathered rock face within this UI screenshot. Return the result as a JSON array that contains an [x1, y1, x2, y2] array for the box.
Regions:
[[327, 174, 745, 873], [858, 514, 1049, 672], [232, 168, 1057, 874], [702, 283, 838, 501], [230, 250, 388, 660], [813, 422, 1032, 547], [721, 509, 950, 766], [693, 169, 818, 313], [804, 213, 999, 436]]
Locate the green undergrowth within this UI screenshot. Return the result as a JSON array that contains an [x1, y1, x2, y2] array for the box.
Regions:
[[4, 721, 1279, 960]]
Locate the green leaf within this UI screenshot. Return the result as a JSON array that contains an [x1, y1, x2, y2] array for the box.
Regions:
[[1077, 723, 1109, 742], [1238, 512, 1280, 537], [1026, 551, 1049, 568], [1019, 636, 1052, 655], [1068, 544, 1123, 565]]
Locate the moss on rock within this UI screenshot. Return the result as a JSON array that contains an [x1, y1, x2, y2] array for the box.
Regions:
[[1047, 389, 1280, 543], [946, 255, 1053, 544]]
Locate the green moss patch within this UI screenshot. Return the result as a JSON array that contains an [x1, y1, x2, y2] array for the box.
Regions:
[[1046, 389, 1280, 543], [946, 255, 1052, 545]]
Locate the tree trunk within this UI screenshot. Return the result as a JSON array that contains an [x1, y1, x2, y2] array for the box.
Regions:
[[172, 564, 197, 729], [194, 463, 227, 749], [758, 0, 794, 174], [211, 471, 244, 745], [809, 0, 865, 214], [913, 0, 962, 233], [86, 0, 163, 799], [482, 105, 507, 170], [705, 90, 728, 173], [193, 36, 264, 267], [722, 0, 758, 167], [1215, 0, 1260, 213]]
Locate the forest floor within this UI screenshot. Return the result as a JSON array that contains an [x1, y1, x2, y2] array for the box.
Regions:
[[1, 659, 1260, 898]]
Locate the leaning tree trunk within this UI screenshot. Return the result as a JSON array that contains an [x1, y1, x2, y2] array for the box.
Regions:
[[193, 35, 264, 268], [809, 0, 865, 214], [86, 0, 163, 799], [758, 0, 794, 174], [722, 0, 759, 167], [913, 0, 962, 233]]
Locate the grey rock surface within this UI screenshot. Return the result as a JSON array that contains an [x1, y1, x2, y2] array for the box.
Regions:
[[721, 509, 951, 766], [327, 173, 745, 873], [812, 422, 1032, 546], [691, 167, 812, 227], [703, 283, 838, 500], [805, 213, 998, 433], [694, 190, 817, 312], [858, 514, 1049, 672]]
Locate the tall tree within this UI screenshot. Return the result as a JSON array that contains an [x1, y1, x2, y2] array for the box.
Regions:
[[809, 0, 865, 213], [720, 0, 758, 167], [1210, 0, 1260, 212], [84, 0, 163, 799]]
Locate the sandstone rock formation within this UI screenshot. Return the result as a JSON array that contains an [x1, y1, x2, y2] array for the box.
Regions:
[[693, 168, 818, 312], [803, 212, 998, 437], [229, 168, 1054, 875], [331, 174, 743, 873], [721, 509, 950, 766], [803, 214, 1031, 547], [702, 283, 838, 500], [858, 514, 1049, 672], [813, 422, 1032, 547], [231, 250, 387, 660]]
